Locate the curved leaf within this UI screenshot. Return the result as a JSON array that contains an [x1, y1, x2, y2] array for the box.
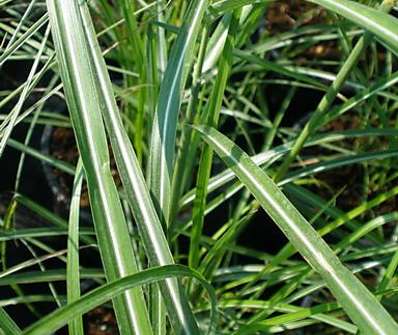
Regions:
[[194, 125, 398, 335], [308, 0, 398, 56], [180, 128, 398, 209], [22, 265, 217, 335]]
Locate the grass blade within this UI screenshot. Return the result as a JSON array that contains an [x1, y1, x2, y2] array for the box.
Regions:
[[194, 125, 398, 335], [180, 128, 398, 209], [0, 227, 94, 242], [309, 0, 398, 56], [120, 0, 146, 161], [0, 269, 103, 286], [78, 3, 200, 334], [0, 307, 21, 335], [210, 0, 271, 16], [22, 265, 217, 335], [148, 0, 208, 223], [0, 24, 51, 158], [46, 1, 152, 334], [0, 14, 48, 66], [190, 12, 236, 268], [274, 0, 394, 181], [66, 159, 84, 335]]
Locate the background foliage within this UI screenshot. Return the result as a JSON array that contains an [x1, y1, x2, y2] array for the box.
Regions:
[[1, 0, 398, 334]]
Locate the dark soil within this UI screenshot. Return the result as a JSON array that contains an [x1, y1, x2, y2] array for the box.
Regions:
[[86, 308, 118, 335]]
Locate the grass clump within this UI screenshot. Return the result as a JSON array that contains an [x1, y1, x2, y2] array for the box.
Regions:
[[1, 0, 398, 334]]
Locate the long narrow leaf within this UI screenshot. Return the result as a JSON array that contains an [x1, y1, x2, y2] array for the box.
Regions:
[[180, 128, 398, 209], [22, 265, 217, 335], [148, 0, 208, 223], [78, 3, 200, 334], [190, 12, 235, 268], [194, 125, 398, 335], [66, 159, 84, 335], [308, 0, 398, 56], [46, 1, 152, 334], [0, 307, 21, 335]]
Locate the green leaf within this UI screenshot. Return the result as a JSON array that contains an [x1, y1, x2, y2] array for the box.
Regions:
[[0, 269, 103, 286], [78, 3, 200, 333], [0, 227, 95, 242], [46, 1, 152, 334], [218, 299, 356, 334], [274, 0, 395, 181], [66, 159, 84, 335], [190, 12, 235, 269], [308, 0, 398, 56], [180, 128, 398, 209], [0, 14, 49, 66], [22, 265, 217, 335], [7, 139, 74, 176], [148, 0, 208, 223], [210, 0, 272, 16], [0, 25, 51, 158], [0, 307, 21, 335], [13, 194, 95, 246], [194, 125, 398, 335]]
